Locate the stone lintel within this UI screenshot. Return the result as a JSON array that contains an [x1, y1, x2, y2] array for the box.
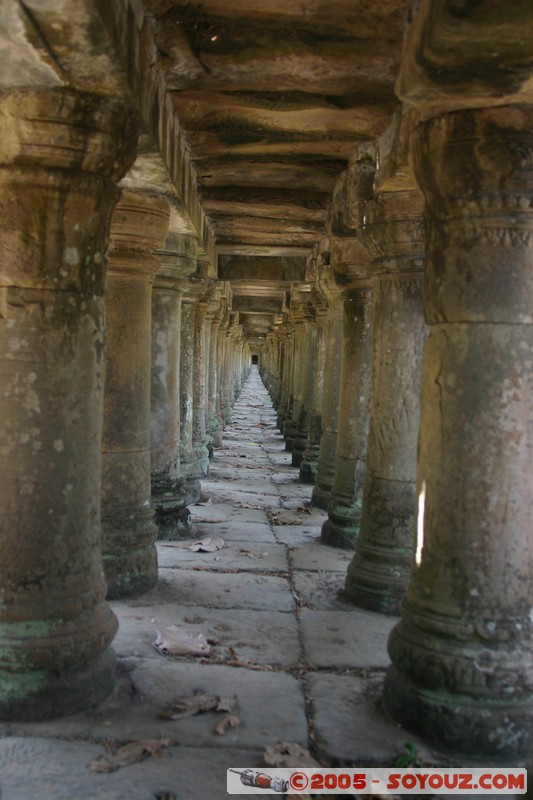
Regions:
[[397, 0, 533, 118], [232, 294, 284, 314], [218, 254, 307, 282]]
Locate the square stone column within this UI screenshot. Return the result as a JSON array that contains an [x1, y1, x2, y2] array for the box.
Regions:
[[0, 87, 137, 719]]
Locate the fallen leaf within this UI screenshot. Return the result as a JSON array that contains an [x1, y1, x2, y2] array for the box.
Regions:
[[158, 691, 238, 720], [195, 495, 213, 506], [216, 695, 238, 713], [90, 739, 174, 773], [297, 506, 312, 514], [215, 715, 240, 735], [151, 619, 210, 657], [188, 536, 225, 552], [264, 741, 319, 768]]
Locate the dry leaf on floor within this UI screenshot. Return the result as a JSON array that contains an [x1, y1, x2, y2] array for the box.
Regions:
[[215, 714, 240, 735], [296, 506, 312, 514], [151, 619, 210, 657], [195, 495, 213, 506], [189, 536, 225, 552], [263, 741, 319, 768], [90, 739, 174, 773], [158, 691, 238, 720]]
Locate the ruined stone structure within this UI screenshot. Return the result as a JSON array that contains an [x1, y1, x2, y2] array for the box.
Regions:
[[1, 0, 532, 760]]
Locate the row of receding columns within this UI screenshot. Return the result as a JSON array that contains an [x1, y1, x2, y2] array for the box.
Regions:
[[259, 106, 533, 757], [0, 86, 250, 721]]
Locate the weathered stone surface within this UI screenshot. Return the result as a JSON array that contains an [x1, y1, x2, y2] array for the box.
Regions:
[[300, 608, 397, 669], [385, 106, 533, 759], [112, 601, 300, 667], [309, 672, 431, 764], [0, 87, 137, 721], [0, 738, 262, 800], [101, 190, 170, 599], [321, 286, 373, 549], [142, 568, 295, 612], [151, 233, 197, 539], [345, 184, 426, 614]]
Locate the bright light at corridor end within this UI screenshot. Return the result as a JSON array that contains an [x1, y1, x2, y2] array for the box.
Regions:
[[416, 480, 426, 566]]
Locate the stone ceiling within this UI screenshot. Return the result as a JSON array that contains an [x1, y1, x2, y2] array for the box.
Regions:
[[0, 0, 411, 339]]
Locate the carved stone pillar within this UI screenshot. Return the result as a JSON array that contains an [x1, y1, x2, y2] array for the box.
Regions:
[[215, 306, 230, 431], [192, 293, 210, 478], [344, 188, 426, 611], [292, 304, 317, 468], [311, 274, 344, 509], [0, 88, 137, 719], [150, 233, 196, 539], [300, 293, 328, 482], [101, 190, 170, 599], [180, 277, 205, 495], [206, 291, 224, 452], [321, 283, 373, 548], [276, 321, 294, 431], [384, 107, 533, 758]]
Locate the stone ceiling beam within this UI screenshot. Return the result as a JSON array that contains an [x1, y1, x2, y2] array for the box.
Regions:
[[218, 254, 307, 282], [232, 295, 284, 314]]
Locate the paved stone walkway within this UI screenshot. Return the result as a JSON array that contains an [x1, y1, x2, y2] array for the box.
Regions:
[[0, 367, 459, 799]]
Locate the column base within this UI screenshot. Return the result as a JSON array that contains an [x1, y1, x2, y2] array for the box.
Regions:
[[299, 458, 318, 484], [384, 664, 533, 759], [348, 475, 414, 613], [103, 541, 158, 600], [155, 505, 192, 539], [192, 442, 210, 478], [152, 476, 195, 539], [311, 483, 332, 509], [321, 509, 360, 549], [0, 647, 116, 722], [344, 551, 409, 614]]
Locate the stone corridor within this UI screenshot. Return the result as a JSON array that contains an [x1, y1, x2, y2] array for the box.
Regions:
[[0, 366, 473, 799], [2, 0, 533, 783]]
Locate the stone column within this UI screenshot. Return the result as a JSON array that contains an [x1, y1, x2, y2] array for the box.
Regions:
[[215, 306, 230, 431], [180, 277, 205, 497], [192, 292, 210, 477], [101, 190, 170, 599], [321, 283, 373, 548], [384, 106, 533, 758], [300, 293, 328, 482], [276, 321, 294, 431], [292, 306, 317, 467], [345, 188, 426, 612], [311, 274, 344, 509], [150, 233, 197, 539], [206, 291, 224, 452], [0, 87, 137, 719]]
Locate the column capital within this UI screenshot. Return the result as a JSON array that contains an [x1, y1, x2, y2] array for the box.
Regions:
[[412, 105, 533, 323], [359, 189, 425, 272], [109, 190, 171, 273], [0, 87, 138, 178], [154, 231, 197, 289]]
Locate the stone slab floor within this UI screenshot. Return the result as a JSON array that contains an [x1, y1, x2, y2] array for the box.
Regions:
[[0, 367, 521, 799]]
